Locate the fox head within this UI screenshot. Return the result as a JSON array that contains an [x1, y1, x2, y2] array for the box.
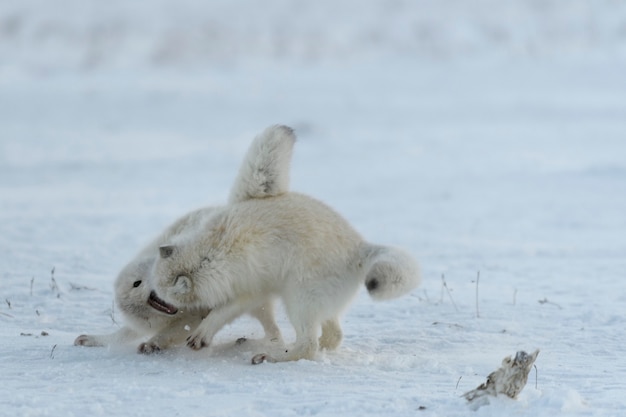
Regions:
[[151, 208, 251, 311], [114, 257, 179, 331], [152, 241, 219, 309]]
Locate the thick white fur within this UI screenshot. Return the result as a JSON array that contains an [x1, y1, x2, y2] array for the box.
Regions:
[[74, 125, 295, 352], [75, 208, 217, 352], [229, 125, 295, 204], [152, 191, 421, 363]]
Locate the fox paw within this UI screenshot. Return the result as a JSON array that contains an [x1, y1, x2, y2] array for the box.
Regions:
[[138, 342, 162, 354], [186, 334, 208, 350], [251, 353, 277, 365], [74, 335, 102, 347], [251, 353, 267, 365]]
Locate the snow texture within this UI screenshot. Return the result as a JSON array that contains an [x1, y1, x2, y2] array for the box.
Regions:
[[1, 0, 626, 416]]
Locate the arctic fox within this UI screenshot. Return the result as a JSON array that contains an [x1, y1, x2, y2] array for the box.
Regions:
[[74, 125, 295, 353], [151, 134, 420, 364]]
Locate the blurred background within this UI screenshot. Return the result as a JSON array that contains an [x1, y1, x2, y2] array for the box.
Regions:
[[1, 0, 625, 278], [1, 0, 626, 72]]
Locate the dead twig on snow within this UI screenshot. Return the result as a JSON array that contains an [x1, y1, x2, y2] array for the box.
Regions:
[[441, 274, 458, 312], [538, 297, 562, 310], [475, 271, 480, 318], [50, 267, 61, 298]]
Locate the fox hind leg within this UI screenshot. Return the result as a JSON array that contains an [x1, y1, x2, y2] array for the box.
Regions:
[[319, 318, 342, 350], [252, 305, 319, 364]]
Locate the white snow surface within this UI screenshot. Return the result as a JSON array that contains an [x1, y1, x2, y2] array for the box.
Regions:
[[1, 1, 626, 416]]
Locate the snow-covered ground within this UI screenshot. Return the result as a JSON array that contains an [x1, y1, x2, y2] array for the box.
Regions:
[[1, 1, 626, 416]]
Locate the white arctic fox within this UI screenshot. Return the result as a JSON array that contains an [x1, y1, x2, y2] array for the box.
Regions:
[[151, 128, 421, 364], [74, 125, 295, 353]]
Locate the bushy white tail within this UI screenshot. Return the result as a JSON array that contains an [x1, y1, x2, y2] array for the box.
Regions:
[[360, 244, 420, 301], [229, 125, 296, 204]]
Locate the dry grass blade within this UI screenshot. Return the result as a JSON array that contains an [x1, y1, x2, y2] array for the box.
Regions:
[[441, 274, 459, 312], [475, 271, 480, 318]]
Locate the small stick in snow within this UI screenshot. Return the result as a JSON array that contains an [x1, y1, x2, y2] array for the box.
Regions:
[[463, 349, 540, 408], [432, 321, 464, 329], [30, 277, 35, 296], [50, 344, 57, 359], [50, 267, 60, 298], [475, 271, 480, 318], [5, 299, 10, 309], [109, 301, 117, 325], [538, 297, 562, 310], [441, 274, 458, 312]]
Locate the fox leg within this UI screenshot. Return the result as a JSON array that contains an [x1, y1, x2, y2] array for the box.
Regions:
[[74, 326, 140, 347], [186, 302, 250, 350], [252, 300, 319, 364], [138, 314, 206, 354], [319, 318, 342, 350], [249, 300, 283, 344]]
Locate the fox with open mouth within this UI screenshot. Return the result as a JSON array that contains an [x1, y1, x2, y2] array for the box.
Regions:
[[74, 125, 294, 353], [150, 126, 421, 364]]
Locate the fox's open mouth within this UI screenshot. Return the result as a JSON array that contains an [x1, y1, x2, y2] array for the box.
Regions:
[[148, 291, 178, 315]]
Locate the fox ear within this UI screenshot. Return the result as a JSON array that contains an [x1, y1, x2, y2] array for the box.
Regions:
[[174, 275, 192, 294], [159, 245, 176, 259]]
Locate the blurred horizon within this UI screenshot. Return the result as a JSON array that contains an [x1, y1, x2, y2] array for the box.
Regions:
[[1, 0, 625, 75]]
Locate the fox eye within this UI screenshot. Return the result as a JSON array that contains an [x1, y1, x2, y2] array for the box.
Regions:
[[132, 280, 142, 288]]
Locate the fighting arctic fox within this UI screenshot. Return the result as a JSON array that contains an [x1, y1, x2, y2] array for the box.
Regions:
[[150, 125, 421, 364], [74, 125, 295, 352]]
